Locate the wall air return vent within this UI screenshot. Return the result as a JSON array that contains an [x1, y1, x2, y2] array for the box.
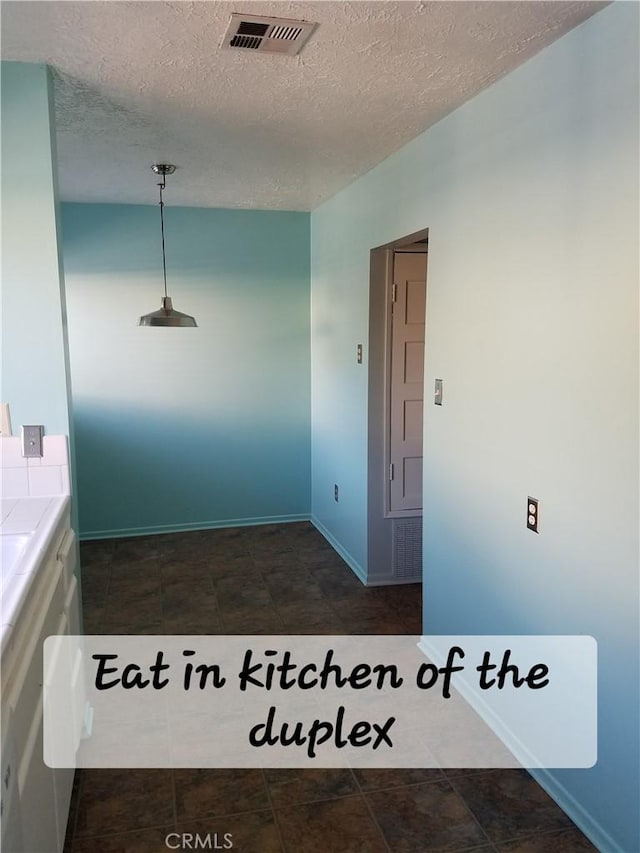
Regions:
[[222, 14, 317, 56], [392, 518, 422, 582]]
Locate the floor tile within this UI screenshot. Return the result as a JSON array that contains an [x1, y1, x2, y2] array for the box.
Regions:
[[254, 551, 304, 573], [354, 767, 445, 792], [71, 525, 588, 853], [80, 563, 111, 603], [311, 566, 366, 599], [161, 534, 222, 562], [249, 540, 294, 558], [74, 770, 174, 837], [102, 592, 163, 633], [161, 560, 214, 588], [264, 768, 359, 807], [264, 570, 326, 604], [176, 812, 283, 853], [110, 559, 161, 584], [367, 778, 490, 852], [72, 827, 175, 852], [215, 579, 273, 610], [304, 546, 352, 565], [222, 604, 285, 634], [401, 614, 423, 633], [162, 610, 224, 634], [330, 598, 390, 619], [345, 615, 410, 635], [376, 583, 422, 606], [81, 603, 106, 633], [300, 549, 351, 571], [493, 827, 598, 851], [202, 527, 251, 559], [103, 619, 164, 635], [442, 770, 500, 779], [280, 522, 320, 543], [80, 539, 115, 566], [114, 537, 167, 562], [452, 770, 574, 843], [162, 587, 219, 619], [209, 554, 261, 583], [108, 573, 162, 599], [276, 600, 347, 634], [276, 795, 387, 852], [173, 769, 270, 819]]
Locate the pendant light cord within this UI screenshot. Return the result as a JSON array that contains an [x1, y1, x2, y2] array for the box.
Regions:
[[158, 176, 168, 299]]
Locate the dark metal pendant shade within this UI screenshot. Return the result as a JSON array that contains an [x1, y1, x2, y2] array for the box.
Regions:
[[139, 296, 198, 327], [138, 164, 198, 328]]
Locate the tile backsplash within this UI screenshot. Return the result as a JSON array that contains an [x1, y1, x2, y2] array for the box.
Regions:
[[1, 435, 70, 497]]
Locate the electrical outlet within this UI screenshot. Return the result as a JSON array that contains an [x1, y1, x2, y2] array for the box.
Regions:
[[334, 484, 339, 502], [21, 425, 44, 458], [527, 497, 539, 533], [356, 344, 363, 364]]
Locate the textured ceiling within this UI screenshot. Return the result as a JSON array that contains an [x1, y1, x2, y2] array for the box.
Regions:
[[1, 1, 606, 211]]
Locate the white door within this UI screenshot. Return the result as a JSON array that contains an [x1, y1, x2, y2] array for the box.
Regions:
[[389, 250, 427, 513]]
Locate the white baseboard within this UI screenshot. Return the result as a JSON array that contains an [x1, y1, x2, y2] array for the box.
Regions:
[[79, 514, 310, 540]]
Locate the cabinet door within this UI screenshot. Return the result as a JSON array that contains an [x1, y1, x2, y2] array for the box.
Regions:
[[1, 713, 24, 853], [19, 698, 58, 853]]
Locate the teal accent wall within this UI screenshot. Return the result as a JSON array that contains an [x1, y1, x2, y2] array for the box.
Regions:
[[310, 5, 638, 852], [62, 204, 310, 538], [1, 62, 73, 438]]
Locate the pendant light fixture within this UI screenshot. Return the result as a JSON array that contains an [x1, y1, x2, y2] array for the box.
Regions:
[[138, 164, 198, 327]]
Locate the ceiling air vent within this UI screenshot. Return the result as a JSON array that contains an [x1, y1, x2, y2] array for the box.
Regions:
[[222, 14, 317, 56]]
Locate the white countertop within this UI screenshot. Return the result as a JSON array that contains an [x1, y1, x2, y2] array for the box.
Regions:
[[1, 495, 70, 650]]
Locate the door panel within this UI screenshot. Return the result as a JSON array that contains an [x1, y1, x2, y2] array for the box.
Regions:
[[404, 341, 424, 383], [403, 399, 423, 443], [406, 279, 426, 322], [403, 457, 423, 505], [389, 251, 427, 513]]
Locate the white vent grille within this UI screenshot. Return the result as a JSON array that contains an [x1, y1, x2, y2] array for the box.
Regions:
[[392, 518, 422, 581], [270, 25, 303, 41], [222, 14, 317, 56]]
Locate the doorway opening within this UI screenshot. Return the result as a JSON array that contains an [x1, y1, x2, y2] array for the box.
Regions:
[[367, 228, 428, 585]]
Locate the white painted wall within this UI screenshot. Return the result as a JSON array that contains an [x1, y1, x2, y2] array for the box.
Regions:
[[1, 63, 72, 436]]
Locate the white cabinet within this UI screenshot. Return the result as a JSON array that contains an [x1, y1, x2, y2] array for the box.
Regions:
[[1, 510, 80, 853], [1, 712, 24, 853], [17, 700, 58, 853]]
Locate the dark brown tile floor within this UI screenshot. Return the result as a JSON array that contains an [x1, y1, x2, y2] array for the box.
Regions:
[[65, 522, 596, 852]]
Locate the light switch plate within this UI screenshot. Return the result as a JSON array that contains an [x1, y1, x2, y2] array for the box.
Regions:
[[434, 379, 443, 405], [21, 425, 44, 458], [356, 344, 363, 364]]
